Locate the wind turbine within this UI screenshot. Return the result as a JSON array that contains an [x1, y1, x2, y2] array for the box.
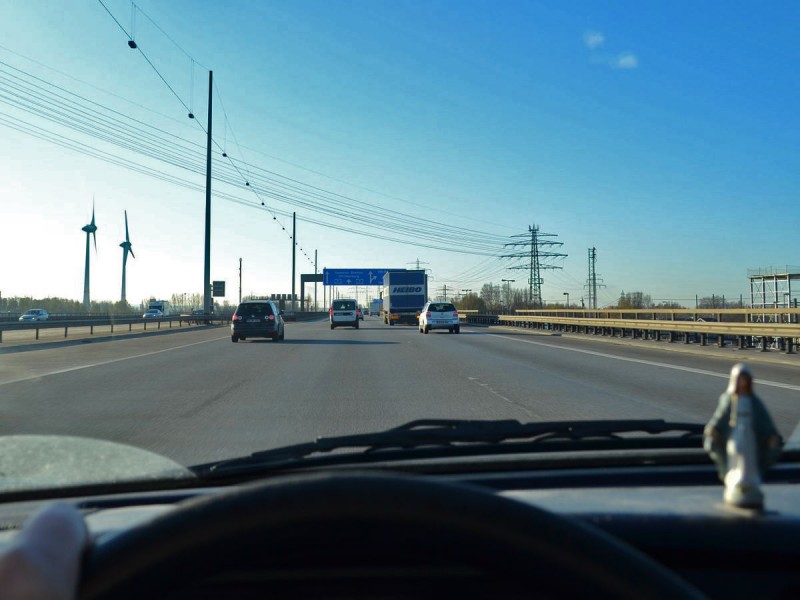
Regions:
[[119, 210, 135, 304], [81, 202, 98, 308]]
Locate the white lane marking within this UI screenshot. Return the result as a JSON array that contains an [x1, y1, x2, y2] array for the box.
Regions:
[[487, 334, 800, 392], [0, 336, 229, 387]]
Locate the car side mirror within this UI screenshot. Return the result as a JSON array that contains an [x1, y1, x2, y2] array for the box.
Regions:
[[279, 310, 284, 315]]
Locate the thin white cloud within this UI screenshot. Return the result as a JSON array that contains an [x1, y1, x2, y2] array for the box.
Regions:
[[583, 31, 605, 50], [613, 53, 639, 69], [584, 31, 639, 70]]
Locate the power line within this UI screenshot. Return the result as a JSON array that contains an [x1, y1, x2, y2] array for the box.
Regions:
[[0, 41, 508, 236], [0, 106, 500, 258], [2, 2, 514, 267], [96, 0, 194, 119], [134, 2, 209, 69], [230, 142, 513, 229], [0, 43, 193, 132], [89, 0, 413, 262], [94, 0, 511, 258], [0, 61, 503, 257]]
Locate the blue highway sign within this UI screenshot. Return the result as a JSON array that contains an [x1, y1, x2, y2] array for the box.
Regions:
[[322, 269, 404, 286]]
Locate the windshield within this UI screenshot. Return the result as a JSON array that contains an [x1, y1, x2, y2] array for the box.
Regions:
[[428, 304, 456, 313], [333, 301, 357, 311], [1, 1, 799, 491], [236, 303, 274, 317]]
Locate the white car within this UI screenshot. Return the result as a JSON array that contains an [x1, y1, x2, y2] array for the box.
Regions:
[[329, 299, 359, 329], [419, 302, 460, 334], [18, 309, 49, 322], [143, 309, 164, 319]]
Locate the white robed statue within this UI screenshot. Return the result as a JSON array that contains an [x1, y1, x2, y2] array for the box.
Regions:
[[704, 363, 782, 509]]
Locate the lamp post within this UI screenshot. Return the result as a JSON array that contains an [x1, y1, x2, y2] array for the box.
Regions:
[[460, 289, 472, 310], [563, 292, 570, 308], [502, 279, 515, 313]]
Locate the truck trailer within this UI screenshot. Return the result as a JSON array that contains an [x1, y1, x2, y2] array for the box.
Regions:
[[147, 299, 170, 315], [381, 270, 427, 326], [369, 299, 382, 317]]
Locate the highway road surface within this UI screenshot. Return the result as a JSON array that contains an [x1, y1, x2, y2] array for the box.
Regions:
[[1, 317, 799, 466]]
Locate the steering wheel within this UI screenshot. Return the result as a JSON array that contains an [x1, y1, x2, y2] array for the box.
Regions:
[[79, 472, 705, 599]]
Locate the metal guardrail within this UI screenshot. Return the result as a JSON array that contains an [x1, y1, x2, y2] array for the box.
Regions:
[[462, 313, 800, 354], [0, 315, 227, 343], [514, 308, 800, 323], [0, 313, 140, 324], [499, 315, 800, 336]]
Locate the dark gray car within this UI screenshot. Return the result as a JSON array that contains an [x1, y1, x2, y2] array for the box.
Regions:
[[231, 300, 285, 342]]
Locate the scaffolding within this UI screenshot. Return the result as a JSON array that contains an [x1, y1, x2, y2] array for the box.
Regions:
[[748, 265, 800, 323]]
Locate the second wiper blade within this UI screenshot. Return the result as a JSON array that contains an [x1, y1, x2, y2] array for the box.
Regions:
[[202, 419, 704, 475]]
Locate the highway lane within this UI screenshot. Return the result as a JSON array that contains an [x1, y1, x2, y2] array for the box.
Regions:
[[0, 326, 230, 386], [1, 317, 799, 466]]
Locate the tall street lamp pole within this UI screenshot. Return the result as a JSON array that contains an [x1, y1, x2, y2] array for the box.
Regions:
[[501, 279, 515, 312], [461, 289, 473, 311], [314, 249, 318, 311], [202, 70, 213, 314], [291, 212, 296, 313]]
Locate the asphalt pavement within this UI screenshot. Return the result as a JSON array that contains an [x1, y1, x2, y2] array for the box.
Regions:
[[1, 317, 799, 466]]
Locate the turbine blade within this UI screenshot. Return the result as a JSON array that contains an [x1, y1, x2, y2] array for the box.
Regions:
[[93, 230, 97, 253], [91, 198, 96, 227], [130, 246, 135, 259], [124, 210, 130, 242]]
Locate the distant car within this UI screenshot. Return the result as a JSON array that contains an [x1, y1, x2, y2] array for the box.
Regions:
[[18, 309, 49, 322], [186, 309, 208, 325], [330, 299, 359, 329], [357, 306, 365, 320], [142, 309, 163, 319], [419, 302, 460, 334], [231, 300, 284, 342]]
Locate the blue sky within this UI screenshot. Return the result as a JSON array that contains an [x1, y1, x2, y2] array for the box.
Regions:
[[1, 1, 798, 307]]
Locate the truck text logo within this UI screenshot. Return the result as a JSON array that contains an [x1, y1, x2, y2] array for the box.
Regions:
[[390, 286, 423, 294]]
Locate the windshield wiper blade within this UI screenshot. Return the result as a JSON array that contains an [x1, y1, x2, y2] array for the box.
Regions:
[[198, 419, 704, 476]]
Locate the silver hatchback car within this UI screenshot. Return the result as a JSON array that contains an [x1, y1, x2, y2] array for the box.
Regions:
[[419, 302, 460, 334], [18, 309, 49, 322]]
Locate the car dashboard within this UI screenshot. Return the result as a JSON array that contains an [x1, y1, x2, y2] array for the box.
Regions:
[[1, 459, 799, 599]]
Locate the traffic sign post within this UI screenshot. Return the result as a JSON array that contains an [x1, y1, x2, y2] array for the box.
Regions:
[[212, 281, 226, 297]]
